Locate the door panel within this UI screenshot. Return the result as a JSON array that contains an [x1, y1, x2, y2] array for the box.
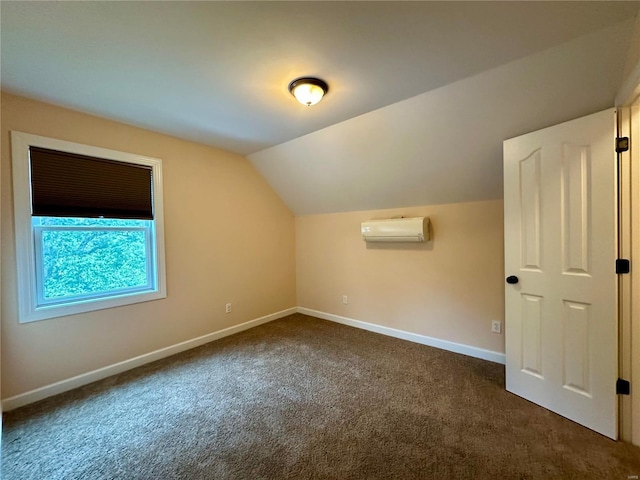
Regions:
[[519, 150, 543, 270], [561, 144, 590, 275], [521, 294, 543, 377], [562, 300, 590, 396], [504, 108, 617, 439]]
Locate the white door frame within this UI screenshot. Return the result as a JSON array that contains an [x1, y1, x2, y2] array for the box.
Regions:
[[618, 93, 640, 447]]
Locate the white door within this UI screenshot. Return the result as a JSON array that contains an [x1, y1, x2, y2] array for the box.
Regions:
[[503, 108, 618, 439]]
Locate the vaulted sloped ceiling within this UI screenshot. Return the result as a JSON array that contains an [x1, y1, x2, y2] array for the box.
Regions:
[[248, 21, 635, 214], [2, 2, 639, 215]]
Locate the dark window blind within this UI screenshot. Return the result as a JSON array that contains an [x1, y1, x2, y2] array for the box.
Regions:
[[29, 147, 154, 219]]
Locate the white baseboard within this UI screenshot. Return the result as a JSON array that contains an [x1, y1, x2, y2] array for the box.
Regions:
[[2, 307, 297, 411], [297, 307, 506, 365], [3, 306, 504, 411]]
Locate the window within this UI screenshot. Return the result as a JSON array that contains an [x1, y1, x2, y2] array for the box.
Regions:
[[11, 131, 166, 322]]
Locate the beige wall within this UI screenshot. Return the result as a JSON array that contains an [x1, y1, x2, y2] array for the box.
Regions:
[[0, 94, 505, 400], [618, 12, 640, 104], [622, 13, 640, 86], [1, 92, 296, 399], [296, 200, 505, 354]]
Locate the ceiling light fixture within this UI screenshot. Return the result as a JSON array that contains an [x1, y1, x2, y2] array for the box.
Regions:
[[288, 77, 329, 106]]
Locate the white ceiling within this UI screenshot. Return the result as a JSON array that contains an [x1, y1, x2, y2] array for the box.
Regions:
[[2, 2, 639, 215]]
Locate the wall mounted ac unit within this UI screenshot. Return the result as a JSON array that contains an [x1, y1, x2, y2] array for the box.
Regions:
[[361, 217, 430, 243]]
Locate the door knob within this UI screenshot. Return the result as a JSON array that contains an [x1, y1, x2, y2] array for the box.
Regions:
[[506, 275, 519, 284]]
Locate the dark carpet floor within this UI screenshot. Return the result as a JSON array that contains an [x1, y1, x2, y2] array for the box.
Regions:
[[3, 313, 640, 479]]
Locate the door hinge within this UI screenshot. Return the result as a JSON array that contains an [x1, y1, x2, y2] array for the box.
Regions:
[[616, 258, 630, 274], [617, 378, 630, 395], [616, 137, 629, 153]]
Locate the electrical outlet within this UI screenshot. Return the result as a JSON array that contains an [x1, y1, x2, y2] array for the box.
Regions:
[[342, 295, 348, 305], [491, 320, 502, 334], [225, 303, 232, 314]]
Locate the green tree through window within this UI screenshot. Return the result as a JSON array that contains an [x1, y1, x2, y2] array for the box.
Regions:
[[35, 217, 152, 302]]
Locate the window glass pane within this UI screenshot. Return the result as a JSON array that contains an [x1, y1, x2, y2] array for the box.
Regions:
[[38, 219, 150, 300]]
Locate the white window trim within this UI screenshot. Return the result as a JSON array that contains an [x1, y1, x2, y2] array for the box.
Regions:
[[11, 131, 167, 323]]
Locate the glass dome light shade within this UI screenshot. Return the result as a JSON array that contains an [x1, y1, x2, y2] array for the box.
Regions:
[[288, 77, 328, 106]]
